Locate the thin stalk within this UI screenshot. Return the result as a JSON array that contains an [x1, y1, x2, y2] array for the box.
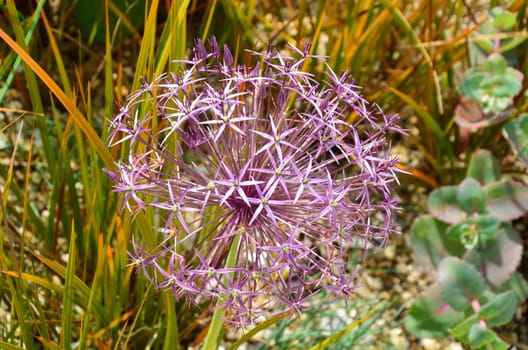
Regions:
[[201, 234, 241, 350]]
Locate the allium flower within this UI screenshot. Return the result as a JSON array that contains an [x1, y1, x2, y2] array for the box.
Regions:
[[107, 38, 402, 325]]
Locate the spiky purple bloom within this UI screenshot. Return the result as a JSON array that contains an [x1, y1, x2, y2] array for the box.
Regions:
[[107, 38, 402, 325]]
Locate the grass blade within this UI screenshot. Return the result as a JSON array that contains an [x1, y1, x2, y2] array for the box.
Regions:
[[0, 27, 115, 169], [307, 301, 385, 350], [35, 254, 110, 323], [0, 341, 25, 350], [60, 225, 76, 349], [229, 312, 291, 350], [387, 85, 454, 169]]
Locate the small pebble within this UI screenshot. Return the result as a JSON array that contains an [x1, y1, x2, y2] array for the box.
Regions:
[[421, 337, 438, 350], [407, 269, 421, 284], [395, 262, 409, 274], [401, 291, 414, 302], [375, 318, 386, 327], [389, 327, 407, 348], [365, 276, 383, 290], [52, 275, 62, 287], [444, 343, 464, 350], [384, 245, 396, 260], [393, 281, 403, 293]]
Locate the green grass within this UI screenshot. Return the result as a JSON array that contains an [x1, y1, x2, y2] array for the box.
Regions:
[[0, 0, 527, 349]]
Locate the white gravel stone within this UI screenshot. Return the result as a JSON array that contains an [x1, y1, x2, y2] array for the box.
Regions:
[[444, 342, 464, 350], [407, 269, 421, 284], [395, 262, 409, 274], [365, 275, 383, 290], [384, 244, 396, 260], [52, 275, 63, 287], [389, 327, 407, 348], [421, 338, 439, 350], [401, 291, 415, 302]]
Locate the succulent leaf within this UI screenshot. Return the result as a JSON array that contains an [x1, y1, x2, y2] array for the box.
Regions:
[[464, 226, 523, 288], [428, 186, 466, 224], [447, 221, 478, 249], [438, 257, 485, 310], [503, 113, 528, 168], [446, 216, 500, 249], [404, 284, 464, 338], [411, 216, 464, 277], [466, 150, 501, 185], [486, 74, 522, 98], [449, 312, 478, 343], [484, 179, 528, 221], [499, 273, 528, 303], [456, 177, 487, 214], [483, 53, 507, 74], [458, 53, 523, 117], [460, 72, 487, 100], [491, 8, 517, 31], [478, 291, 518, 327], [468, 324, 505, 349], [454, 96, 511, 130]]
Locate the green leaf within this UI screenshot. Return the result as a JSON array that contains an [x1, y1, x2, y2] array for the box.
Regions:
[[447, 221, 479, 249], [411, 216, 465, 277], [466, 150, 501, 184], [450, 313, 478, 342], [467, 323, 497, 348], [446, 216, 500, 249], [493, 10, 516, 31], [486, 338, 510, 350], [460, 71, 487, 99], [478, 291, 518, 327], [484, 75, 522, 98], [464, 227, 523, 288], [482, 53, 507, 74], [499, 273, 528, 303], [470, 216, 500, 244], [484, 96, 512, 113], [521, 115, 528, 133], [503, 113, 528, 168], [456, 177, 486, 214], [438, 257, 485, 310], [484, 179, 528, 221], [428, 186, 466, 224], [404, 284, 464, 338]]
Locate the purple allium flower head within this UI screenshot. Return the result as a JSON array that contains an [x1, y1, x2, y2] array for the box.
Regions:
[[107, 38, 402, 325]]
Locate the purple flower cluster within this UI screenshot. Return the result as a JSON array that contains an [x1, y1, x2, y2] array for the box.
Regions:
[[107, 38, 402, 325]]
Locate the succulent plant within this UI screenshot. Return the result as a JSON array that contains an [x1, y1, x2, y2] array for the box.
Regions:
[[455, 53, 523, 130], [454, 6, 525, 132], [405, 149, 528, 349], [503, 113, 528, 168]]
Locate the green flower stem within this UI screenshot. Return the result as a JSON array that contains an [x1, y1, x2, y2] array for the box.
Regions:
[[202, 234, 241, 350]]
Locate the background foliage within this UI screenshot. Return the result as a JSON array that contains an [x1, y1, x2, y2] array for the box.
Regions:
[[0, 0, 526, 349]]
